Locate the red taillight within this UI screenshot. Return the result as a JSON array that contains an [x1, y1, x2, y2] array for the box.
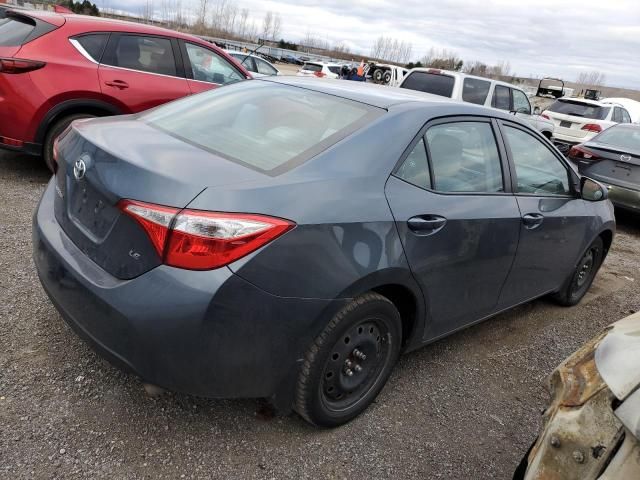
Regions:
[[313, 71, 326, 78], [0, 58, 46, 74], [569, 145, 600, 161], [581, 123, 602, 133], [119, 200, 294, 270], [541, 114, 550, 120]]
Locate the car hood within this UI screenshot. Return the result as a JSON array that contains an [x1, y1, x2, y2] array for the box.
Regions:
[[595, 310, 640, 400]]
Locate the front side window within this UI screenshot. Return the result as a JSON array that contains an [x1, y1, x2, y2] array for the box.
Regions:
[[425, 122, 503, 193], [462, 78, 491, 105], [256, 58, 277, 76], [185, 43, 244, 85], [143, 82, 380, 174], [105, 35, 177, 76], [492, 85, 511, 111], [512, 89, 531, 115], [396, 139, 431, 189], [503, 125, 570, 196]]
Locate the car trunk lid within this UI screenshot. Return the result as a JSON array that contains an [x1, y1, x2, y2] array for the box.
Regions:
[[53, 116, 264, 279], [577, 142, 640, 189]]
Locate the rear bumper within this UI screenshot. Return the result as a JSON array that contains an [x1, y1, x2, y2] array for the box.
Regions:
[[33, 179, 347, 400]]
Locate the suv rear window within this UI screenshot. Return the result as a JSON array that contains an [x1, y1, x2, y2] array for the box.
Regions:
[[547, 99, 610, 120], [400, 71, 455, 98], [0, 16, 34, 46], [143, 82, 381, 174], [302, 63, 322, 72]]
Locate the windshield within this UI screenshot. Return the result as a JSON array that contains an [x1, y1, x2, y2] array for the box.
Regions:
[[547, 99, 610, 120], [594, 126, 640, 151], [400, 71, 455, 98], [143, 81, 381, 174]]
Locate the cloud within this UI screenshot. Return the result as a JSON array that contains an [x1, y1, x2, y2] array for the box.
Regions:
[[94, 0, 640, 88]]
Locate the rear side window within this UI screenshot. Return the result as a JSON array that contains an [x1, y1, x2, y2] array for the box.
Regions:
[[400, 72, 455, 98], [73, 33, 109, 62], [303, 63, 322, 72], [613, 107, 624, 123], [143, 82, 380, 174], [425, 122, 504, 193], [492, 85, 511, 111], [104, 35, 177, 77], [622, 110, 632, 123], [0, 17, 34, 46], [396, 139, 431, 189], [547, 100, 610, 120], [462, 78, 491, 105]]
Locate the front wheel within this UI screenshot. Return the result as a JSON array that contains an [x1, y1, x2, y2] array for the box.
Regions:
[[294, 293, 402, 427], [551, 237, 604, 306]]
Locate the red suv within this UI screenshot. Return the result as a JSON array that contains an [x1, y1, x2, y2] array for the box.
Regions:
[[0, 8, 251, 170]]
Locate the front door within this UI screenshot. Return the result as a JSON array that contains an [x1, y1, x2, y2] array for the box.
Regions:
[[496, 121, 589, 308], [385, 118, 521, 340], [99, 34, 190, 113]]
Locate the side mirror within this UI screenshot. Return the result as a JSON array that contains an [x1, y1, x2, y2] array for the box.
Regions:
[[533, 106, 541, 115], [581, 177, 608, 201]]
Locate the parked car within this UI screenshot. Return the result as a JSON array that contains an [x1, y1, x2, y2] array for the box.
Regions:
[[0, 8, 250, 171], [514, 311, 640, 480], [296, 61, 341, 79], [399, 68, 554, 138], [542, 98, 633, 154], [602, 97, 640, 123], [568, 124, 640, 212], [34, 77, 614, 428], [226, 50, 280, 77], [282, 53, 303, 65]]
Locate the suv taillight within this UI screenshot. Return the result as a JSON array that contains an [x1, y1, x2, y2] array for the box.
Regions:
[[119, 200, 294, 270], [581, 123, 602, 133], [313, 71, 326, 78], [0, 58, 46, 74], [569, 145, 600, 161]]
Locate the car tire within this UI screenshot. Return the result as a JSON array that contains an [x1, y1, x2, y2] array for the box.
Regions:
[[294, 292, 402, 427], [43, 114, 95, 172], [551, 237, 604, 306], [372, 69, 384, 83], [382, 71, 392, 84]]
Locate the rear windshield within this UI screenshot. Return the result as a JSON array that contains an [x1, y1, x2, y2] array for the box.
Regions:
[[143, 82, 381, 174], [547, 99, 610, 120], [400, 71, 455, 98], [594, 126, 640, 151], [0, 16, 35, 46], [302, 63, 322, 72]]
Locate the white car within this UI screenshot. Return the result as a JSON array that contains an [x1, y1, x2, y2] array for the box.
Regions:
[[602, 97, 640, 123], [542, 98, 633, 152], [296, 62, 341, 79], [399, 68, 555, 138], [226, 51, 280, 77]]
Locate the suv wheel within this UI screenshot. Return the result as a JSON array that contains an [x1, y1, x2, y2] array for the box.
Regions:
[[294, 293, 402, 427], [43, 114, 95, 172]]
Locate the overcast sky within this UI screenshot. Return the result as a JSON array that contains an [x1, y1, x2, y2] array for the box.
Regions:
[[95, 0, 640, 89]]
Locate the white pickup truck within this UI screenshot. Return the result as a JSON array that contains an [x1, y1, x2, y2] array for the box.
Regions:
[[398, 68, 555, 138]]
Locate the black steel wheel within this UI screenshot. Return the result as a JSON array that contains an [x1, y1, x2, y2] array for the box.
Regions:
[[552, 237, 604, 306], [295, 293, 402, 427]]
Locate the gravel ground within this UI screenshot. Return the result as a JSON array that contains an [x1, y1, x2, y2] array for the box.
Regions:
[[1, 150, 639, 479]]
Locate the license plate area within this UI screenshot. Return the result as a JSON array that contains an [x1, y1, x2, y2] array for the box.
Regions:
[[68, 179, 118, 239], [560, 120, 572, 128]]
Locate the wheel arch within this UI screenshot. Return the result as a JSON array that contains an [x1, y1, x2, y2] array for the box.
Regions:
[[35, 99, 124, 147], [599, 228, 614, 257]]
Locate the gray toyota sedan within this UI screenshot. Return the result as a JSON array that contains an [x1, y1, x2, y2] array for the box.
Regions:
[[33, 77, 615, 427]]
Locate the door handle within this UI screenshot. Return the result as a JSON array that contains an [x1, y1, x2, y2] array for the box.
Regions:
[[407, 215, 447, 235], [522, 213, 544, 229], [104, 80, 129, 90]]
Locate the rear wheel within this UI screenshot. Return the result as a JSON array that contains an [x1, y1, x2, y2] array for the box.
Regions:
[[552, 237, 604, 306], [382, 71, 392, 84], [294, 293, 402, 427], [43, 114, 95, 172]]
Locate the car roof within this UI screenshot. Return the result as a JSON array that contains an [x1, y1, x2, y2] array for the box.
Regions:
[[260, 76, 519, 116]]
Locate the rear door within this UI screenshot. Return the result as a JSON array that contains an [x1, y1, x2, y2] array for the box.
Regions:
[[179, 41, 246, 94], [385, 117, 521, 339], [496, 121, 588, 307], [98, 33, 190, 112]]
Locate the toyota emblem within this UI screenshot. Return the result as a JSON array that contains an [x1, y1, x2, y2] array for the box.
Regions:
[[73, 158, 87, 180]]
